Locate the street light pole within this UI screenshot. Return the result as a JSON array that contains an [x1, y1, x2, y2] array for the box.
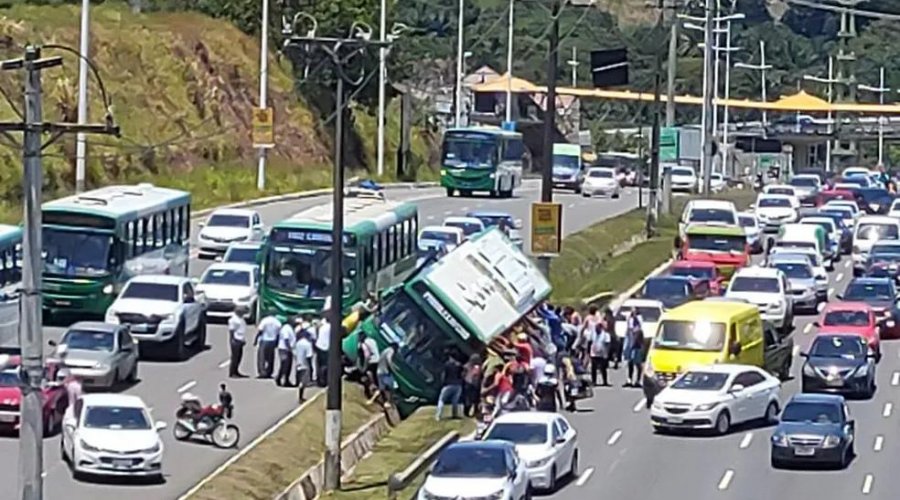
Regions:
[[504, 0, 515, 124], [376, 0, 387, 176], [859, 66, 890, 166], [538, 0, 559, 278], [803, 57, 837, 171], [454, 0, 465, 127], [75, 0, 90, 193], [734, 40, 772, 131], [256, 0, 270, 191], [567, 46, 578, 87]]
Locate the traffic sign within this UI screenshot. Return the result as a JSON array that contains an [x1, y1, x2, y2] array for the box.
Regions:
[[252, 107, 275, 148], [531, 202, 563, 256]]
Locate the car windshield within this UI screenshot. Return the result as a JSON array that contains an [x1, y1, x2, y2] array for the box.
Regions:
[[856, 223, 899, 241], [781, 402, 842, 424], [823, 310, 869, 326], [62, 329, 114, 352], [774, 263, 812, 279], [685, 233, 745, 252], [432, 446, 508, 477], [654, 320, 726, 352], [588, 169, 614, 178], [809, 336, 866, 359], [840, 177, 867, 187], [643, 279, 688, 298], [776, 241, 815, 251], [759, 198, 790, 208], [671, 371, 729, 391], [121, 282, 178, 302], [791, 177, 818, 187], [552, 155, 580, 170], [43, 229, 112, 278], [688, 209, 735, 224], [201, 268, 251, 287], [729, 277, 780, 293], [442, 135, 497, 168], [207, 214, 250, 227], [264, 246, 354, 298], [444, 222, 481, 236], [470, 214, 512, 228], [844, 282, 893, 301], [871, 245, 900, 257], [738, 216, 757, 228], [768, 188, 794, 196], [821, 209, 852, 219], [83, 406, 151, 430], [616, 305, 662, 322], [419, 231, 459, 244], [485, 423, 548, 445], [673, 168, 694, 177], [0, 369, 18, 386], [671, 266, 714, 280], [224, 246, 260, 265], [802, 221, 834, 234]]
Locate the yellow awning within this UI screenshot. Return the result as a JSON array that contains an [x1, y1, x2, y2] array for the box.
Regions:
[[468, 73, 541, 93]]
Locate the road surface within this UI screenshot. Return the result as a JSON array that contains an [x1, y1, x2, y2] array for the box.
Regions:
[[0, 180, 640, 499]]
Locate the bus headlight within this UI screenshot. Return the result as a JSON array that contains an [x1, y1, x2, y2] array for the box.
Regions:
[[102, 284, 114, 295], [440, 169, 447, 176]]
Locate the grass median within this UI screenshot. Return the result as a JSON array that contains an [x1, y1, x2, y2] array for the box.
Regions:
[[323, 409, 475, 499], [188, 384, 377, 500], [550, 189, 758, 303]]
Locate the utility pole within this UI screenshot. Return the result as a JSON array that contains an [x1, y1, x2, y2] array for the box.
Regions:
[[665, 16, 678, 127], [376, 0, 387, 176], [1, 44, 119, 500], [734, 40, 771, 132], [75, 0, 90, 193], [647, 0, 668, 238], [504, 0, 515, 124], [803, 57, 836, 171], [567, 46, 578, 87], [282, 21, 387, 492], [858, 66, 890, 166], [257, 0, 270, 191], [454, 0, 465, 127], [538, 0, 559, 278], [701, 0, 715, 194]]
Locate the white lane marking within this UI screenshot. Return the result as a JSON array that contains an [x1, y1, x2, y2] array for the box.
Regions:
[[718, 470, 734, 490], [607, 430, 623, 446], [874, 435, 884, 452], [837, 273, 844, 281], [862, 474, 874, 495], [177, 380, 197, 393], [576, 467, 595, 486], [803, 323, 813, 334], [883, 403, 893, 418], [426, 215, 435, 220], [218, 359, 230, 369], [633, 398, 646, 412], [892, 372, 899, 386], [828, 287, 835, 297], [443, 210, 452, 215], [845, 260, 852, 269], [792, 345, 800, 357], [568, 203, 576, 208], [460, 207, 469, 211], [739, 432, 753, 449]]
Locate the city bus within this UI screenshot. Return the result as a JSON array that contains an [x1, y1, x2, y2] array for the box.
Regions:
[[0, 224, 21, 352], [258, 195, 419, 318], [440, 126, 525, 198], [343, 228, 551, 413], [41, 184, 191, 318]]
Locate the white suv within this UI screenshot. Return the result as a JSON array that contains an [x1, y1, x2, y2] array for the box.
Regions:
[[197, 208, 265, 259], [105, 275, 207, 360], [725, 267, 793, 334]]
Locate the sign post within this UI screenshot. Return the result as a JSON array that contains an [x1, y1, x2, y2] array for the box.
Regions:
[[530, 202, 563, 257], [252, 107, 275, 148]]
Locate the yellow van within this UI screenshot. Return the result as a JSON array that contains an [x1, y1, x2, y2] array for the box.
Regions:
[[641, 301, 765, 403]]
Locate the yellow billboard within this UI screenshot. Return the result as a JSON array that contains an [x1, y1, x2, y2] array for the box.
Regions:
[[530, 202, 562, 256], [251, 107, 275, 148]]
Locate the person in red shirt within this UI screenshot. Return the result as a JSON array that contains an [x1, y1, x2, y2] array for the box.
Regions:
[[512, 332, 533, 366]]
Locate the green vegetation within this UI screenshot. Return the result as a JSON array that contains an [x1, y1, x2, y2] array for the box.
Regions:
[[189, 385, 378, 500], [323, 409, 475, 499]]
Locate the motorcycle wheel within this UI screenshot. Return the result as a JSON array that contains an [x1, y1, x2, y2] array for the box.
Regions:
[[211, 422, 240, 449], [173, 422, 191, 441]]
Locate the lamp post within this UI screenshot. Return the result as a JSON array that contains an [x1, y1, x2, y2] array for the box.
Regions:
[[734, 40, 772, 131], [454, 0, 465, 127], [858, 66, 890, 166], [803, 57, 837, 171], [567, 46, 578, 87], [504, 0, 515, 124]]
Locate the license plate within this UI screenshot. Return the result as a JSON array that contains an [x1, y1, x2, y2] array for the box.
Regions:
[[55, 300, 71, 306], [826, 377, 843, 387], [794, 446, 815, 456], [131, 324, 149, 333], [0, 414, 17, 423], [667, 416, 683, 424], [113, 459, 132, 468]]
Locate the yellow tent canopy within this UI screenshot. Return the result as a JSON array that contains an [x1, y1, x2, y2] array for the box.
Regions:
[[467, 73, 542, 93]]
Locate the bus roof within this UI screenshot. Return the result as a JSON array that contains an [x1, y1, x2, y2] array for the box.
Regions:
[[662, 300, 758, 322], [43, 184, 190, 221], [0, 224, 21, 249], [275, 196, 417, 234], [684, 224, 745, 236], [444, 126, 523, 138]]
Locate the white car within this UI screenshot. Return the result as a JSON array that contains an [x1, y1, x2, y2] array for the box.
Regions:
[[221, 241, 263, 269], [821, 204, 857, 229], [195, 263, 259, 323], [442, 216, 485, 240], [823, 200, 861, 222], [853, 215, 900, 272], [843, 167, 873, 178], [197, 208, 265, 259], [762, 184, 798, 198], [418, 441, 531, 500], [725, 267, 792, 333], [614, 298, 664, 339], [650, 364, 782, 435], [789, 174, 822, 205], [768, 252, 828, 301], [105, 275, 207, 360], [61, 394, 166, 480], [738, 212, 762, 253], [482, 412, 578, 492], [710, 173, 726, 192], [418, 225, 464, 254], [888, 199, 900, 219], [755, 194, 799, 232], [669, 166, 698, 193], [581, 167, 621, 198]]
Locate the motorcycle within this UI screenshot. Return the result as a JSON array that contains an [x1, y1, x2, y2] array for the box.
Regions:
[[172, 395, 240, 449]]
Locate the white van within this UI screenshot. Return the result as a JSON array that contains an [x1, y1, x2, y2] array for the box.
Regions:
[[853, 215, 900, 272], [777, 223, 830, 269], [678, 199, 739, 236]]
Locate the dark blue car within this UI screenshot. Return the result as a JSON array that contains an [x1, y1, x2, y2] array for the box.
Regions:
[[856, 188, 894, 215], [639, 276, 707, 309], [838, 277, 900, 330], [770, 393, 855, 469]]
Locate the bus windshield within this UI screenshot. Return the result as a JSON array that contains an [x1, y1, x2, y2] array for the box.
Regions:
[[442, 134, 496, 168], [686, 234, 745, 252], [265, 245, 355, 298], [43, 228, 112, 277], [378, 292, 454, 385]]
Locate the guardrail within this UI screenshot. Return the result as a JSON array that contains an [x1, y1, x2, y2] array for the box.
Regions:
[[386, 430, 460, 500]]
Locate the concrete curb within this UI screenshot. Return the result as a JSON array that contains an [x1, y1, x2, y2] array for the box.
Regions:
[[190, 180, 440, 219], [276, 412, 392, 500]]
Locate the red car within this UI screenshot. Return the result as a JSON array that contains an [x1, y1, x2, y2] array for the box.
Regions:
[[814, 302, 882, 361], [669, 260, 726, 295], [0, 356, 69, 435], [818, 189, 857, 206]]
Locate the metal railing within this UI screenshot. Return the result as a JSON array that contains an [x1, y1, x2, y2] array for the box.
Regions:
[[386, 430, 460, 500]]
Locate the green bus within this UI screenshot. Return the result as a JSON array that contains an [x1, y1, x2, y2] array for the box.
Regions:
[[41, 184, 192, 318], [343, 228, 551, 412], [0, 224, 22, 351], [440, 126, 525, 198], [259, 195, 419, 318]]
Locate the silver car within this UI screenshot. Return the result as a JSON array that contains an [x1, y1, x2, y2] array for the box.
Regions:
[[768, 258, 822, 312], [49, 322, 139, 389]]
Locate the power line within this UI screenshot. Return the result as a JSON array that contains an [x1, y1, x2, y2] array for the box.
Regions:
[[786, 0, 900, 20]]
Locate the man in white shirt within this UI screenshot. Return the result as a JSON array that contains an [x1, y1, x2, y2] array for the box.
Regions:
[[254, 313, 281, 378], [314, 317, 331, 387], [228, 306, 248, 378], [275, 318, 296, 386], [293, 330, 314, 402]]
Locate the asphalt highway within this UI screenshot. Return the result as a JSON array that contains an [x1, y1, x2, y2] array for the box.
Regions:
[[0, 180, 640, 499], [546, 256, 900, 500]]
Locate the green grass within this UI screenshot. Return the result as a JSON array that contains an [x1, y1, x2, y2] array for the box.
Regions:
[[323, 409, 475, 499], [188, 384, 378, 500]]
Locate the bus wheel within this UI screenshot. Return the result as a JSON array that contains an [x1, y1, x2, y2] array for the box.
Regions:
[[501, 189, 513, 198], [460, 190, 472, 197], [445, 188, 455, 197]]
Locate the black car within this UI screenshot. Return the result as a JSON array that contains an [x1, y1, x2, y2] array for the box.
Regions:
[[800, 334, 876, 398], [639, 276, 707, 309], [863, 241, 900, 282], [856, 188, 894, 215], [770, 393, 855, 469]]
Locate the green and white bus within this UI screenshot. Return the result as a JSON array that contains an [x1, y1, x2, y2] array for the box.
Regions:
[[343, 228, 551, 411], [41, 184, 192, 318], [0, 224, 21, 351], [440, 126, 525, 198], [259, 195, 419, 318]]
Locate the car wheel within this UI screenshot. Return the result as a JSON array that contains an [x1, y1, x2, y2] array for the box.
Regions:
[[111, 369, 120, 388], [60, 438, 68, 463], [247, 303, 258, 325], [171, 320, 188, 361], [714, 410, 731, 435], [568, 449, 579, 478], [523, 484, 533, 500], [764, 401, 779, 425], [127, 362, 138, 383], [581, 192, 589, 198], [548, 465, 557, 492], [196, 315, 208, 350]]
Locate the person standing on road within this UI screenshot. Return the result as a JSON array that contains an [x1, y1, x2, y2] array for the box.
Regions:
[[535, 364, 564, 412], [604, 307, 621, 369], [254, 313, 281, 378], [275, 316, 296, 386], [293, 329, 314, 402], [227, 306, 248, 378], [589, 319, 611, 387], [357, 330, 380, 398], [314, 316, 331, 387], [623, 310, 645, 387], [577, 306, 601, 365], [462, 354, 482, 417], [436, 350, 464, 421]]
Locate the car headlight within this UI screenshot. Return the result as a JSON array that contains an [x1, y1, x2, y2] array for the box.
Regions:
[[139, 442, 161, 454], [93, 361, 108, 370], [823, 435, 842, 448], [854, 364, 869, 377], [161, 313, 176, 322], [527, 455, 554, 468], [651, 400, 664, 410], [695, 401, 721, 411], [489, 173, 496, 179], [771, 433, 789, 447], [237, 295, 253, 303], [102, 284, 114, 295], [79, 439, 100, 452]]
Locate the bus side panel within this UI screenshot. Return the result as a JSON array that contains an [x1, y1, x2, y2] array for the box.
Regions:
[[0, 292, 18, 351]]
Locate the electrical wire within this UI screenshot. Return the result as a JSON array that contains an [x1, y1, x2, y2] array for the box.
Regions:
[[785, 0, 900, 20]]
